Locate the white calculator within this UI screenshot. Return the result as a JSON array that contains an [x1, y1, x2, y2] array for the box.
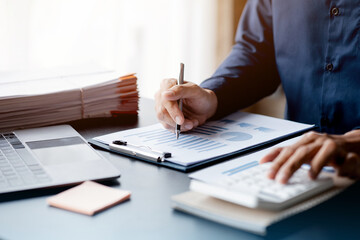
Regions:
[[190, 162, 334, 210]]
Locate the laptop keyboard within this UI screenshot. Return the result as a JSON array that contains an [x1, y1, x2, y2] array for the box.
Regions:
[[0, 133, 51, 190]]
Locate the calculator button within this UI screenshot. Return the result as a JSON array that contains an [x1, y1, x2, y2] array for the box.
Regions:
[[219, 162, 333, 204]]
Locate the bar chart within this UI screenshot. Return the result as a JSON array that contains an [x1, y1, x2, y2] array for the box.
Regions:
[[190, 124, 228, 136], [124, 126, 229, 153]]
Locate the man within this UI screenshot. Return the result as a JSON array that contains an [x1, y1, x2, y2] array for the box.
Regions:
[[155, 0, 360, 183]]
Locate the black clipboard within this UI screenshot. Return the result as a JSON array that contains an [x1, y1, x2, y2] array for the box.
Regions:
[[88, 126, 315, 173]]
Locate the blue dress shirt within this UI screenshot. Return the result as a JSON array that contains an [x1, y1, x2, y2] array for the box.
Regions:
[[200, 0, 360, 134]]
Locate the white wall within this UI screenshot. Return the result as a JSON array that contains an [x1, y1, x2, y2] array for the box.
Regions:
[[0, 0, 219, 98]]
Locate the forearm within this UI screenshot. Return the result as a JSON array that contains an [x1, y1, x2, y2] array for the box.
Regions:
[[200, 47, 280, 119], [200, 0, 280, 119]]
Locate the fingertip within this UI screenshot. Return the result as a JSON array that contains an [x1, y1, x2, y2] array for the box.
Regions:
[[267, 169, 276, 179], [267, 172, 275, 180], [260, 156, 271, 164], [276, 172, 288, 184], [184, 121, 193, 130], [193, 119, 199, 128], [309, 161, 323, 180], [267, 162, 280, 179], [175, 116, 184, 125], [272, 169, 284, 183], [261, 148, 281, 164], [309, 168, 317, 180], [280, 177, 288, 184]]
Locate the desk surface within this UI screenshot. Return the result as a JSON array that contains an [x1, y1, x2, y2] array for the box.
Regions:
[[0, 98, 359, 240]]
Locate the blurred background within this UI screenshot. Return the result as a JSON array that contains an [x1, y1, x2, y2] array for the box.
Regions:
[[0, 0, 285, 118]]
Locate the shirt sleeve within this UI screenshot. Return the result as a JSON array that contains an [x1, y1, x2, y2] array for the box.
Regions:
[[200, 0, 280, 119]]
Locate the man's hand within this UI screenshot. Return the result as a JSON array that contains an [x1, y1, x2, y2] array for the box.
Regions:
[[260, 130, 360, 184], [154, 79, 218, 132]]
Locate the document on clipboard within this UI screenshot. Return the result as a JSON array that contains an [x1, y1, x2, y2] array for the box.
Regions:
[[89, 111, 315, 172]]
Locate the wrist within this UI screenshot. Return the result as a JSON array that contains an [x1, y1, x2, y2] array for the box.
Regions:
[[204, 88, 218, 120], [344, 129, 360, 138], [343, 129, 360, 154]]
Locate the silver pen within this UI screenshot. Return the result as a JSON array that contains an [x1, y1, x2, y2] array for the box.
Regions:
[[110, 140, 172, 162], [176, 63, 184, 139]]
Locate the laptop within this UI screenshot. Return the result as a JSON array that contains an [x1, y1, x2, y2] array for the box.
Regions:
[[0, 125, 120, 195]]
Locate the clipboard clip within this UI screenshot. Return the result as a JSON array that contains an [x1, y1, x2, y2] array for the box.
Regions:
[[109, 140, 172, 163]]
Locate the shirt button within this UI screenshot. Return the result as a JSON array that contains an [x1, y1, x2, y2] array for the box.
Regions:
[[331, 7, 340, 16], [326, 63, 334, 71]]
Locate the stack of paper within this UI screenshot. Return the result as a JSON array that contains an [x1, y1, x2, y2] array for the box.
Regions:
[[0, 71, 138, 131]]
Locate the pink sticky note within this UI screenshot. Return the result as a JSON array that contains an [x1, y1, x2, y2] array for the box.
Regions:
[[47, 181, 131, 216]]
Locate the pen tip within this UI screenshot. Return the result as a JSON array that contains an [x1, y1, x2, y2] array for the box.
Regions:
[[176, 131, 179, 140]]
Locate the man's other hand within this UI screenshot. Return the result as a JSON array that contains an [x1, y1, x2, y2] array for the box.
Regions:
[[260, 130, 360, 183]]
